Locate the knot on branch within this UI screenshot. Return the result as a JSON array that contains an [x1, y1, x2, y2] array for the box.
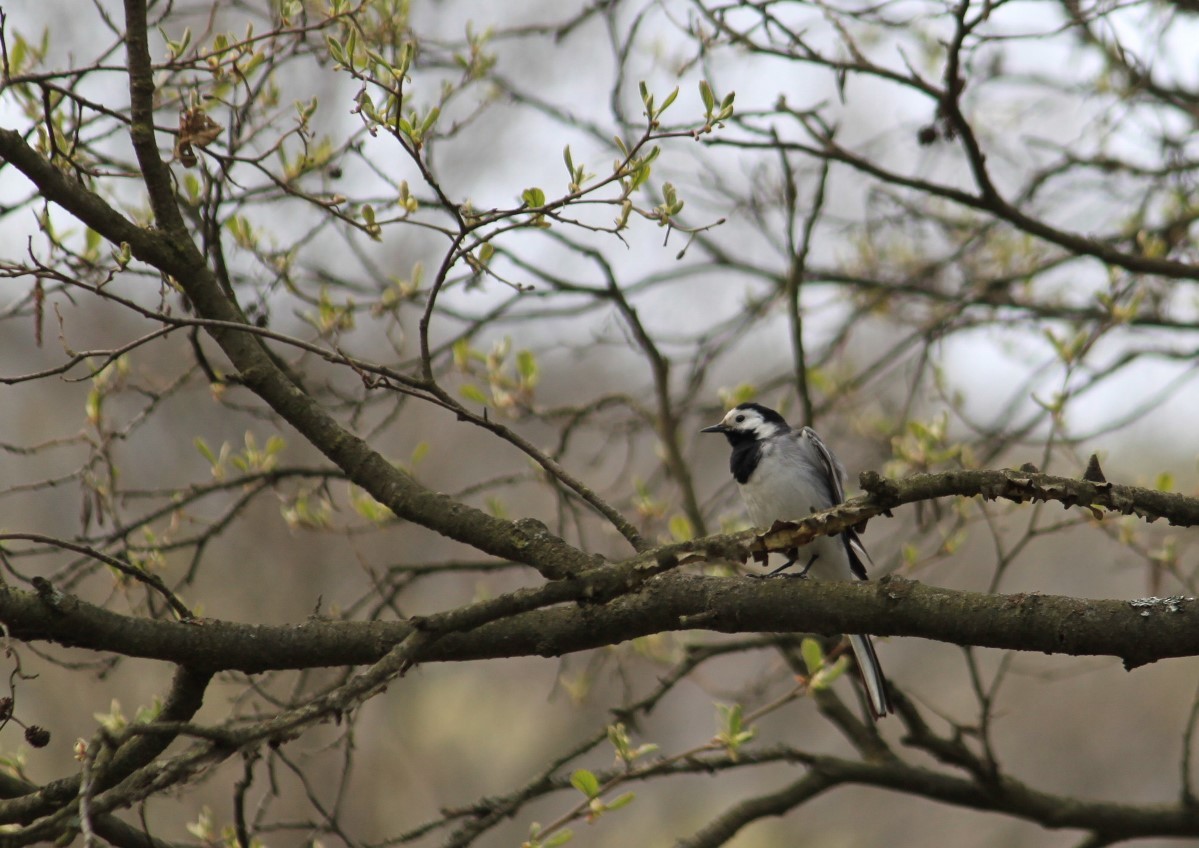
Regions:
[[510, 517, 600, 579], [1128, 595, 1194, 616], [877, 574, 916, 602], [31, 576, 67, 614], [859, 470, 899, 507]]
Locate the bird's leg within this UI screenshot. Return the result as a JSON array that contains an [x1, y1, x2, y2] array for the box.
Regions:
[[766, 549, 797, 575], [767, 549, 817, 577]]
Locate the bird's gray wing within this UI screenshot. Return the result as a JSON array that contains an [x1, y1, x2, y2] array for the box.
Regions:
[[801, 426, 873, 578], [799, 426, 847, 503]]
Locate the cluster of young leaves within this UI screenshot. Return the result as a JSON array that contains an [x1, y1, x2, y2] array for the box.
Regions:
[[194, 432, 286, 481], [453, 337, 541, 414], [186, 806, 266, 848]]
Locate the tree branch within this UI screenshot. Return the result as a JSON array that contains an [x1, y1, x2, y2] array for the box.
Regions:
[[0, 115, 597, 581], [5, 564, 1198, 674]]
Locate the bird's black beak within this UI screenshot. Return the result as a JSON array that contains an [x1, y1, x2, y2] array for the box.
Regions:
[[700, 423, 727, 434]]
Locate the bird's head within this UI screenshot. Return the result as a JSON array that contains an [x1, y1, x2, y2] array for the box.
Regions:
[[700, 402, 790, 445]]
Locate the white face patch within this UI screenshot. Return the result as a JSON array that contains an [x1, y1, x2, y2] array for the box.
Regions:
[[721, 407, 785, 440]]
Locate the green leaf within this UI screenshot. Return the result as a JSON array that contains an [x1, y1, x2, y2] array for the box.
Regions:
[[420, 106, 440, 134], [521, 187, 546, 208], [800, 638, 824, 674], [628, 161, 651, 191], [85, 388, 102, 426], [93, 698, 127, 732], [452, 339, 472, 370], [570, 769, 600, 799], [715, 702, 755, 757], [543, 830, 574, 848], [133, 695, 164, 724], [615, 199, 632, 230], [717, 385, 752, 409], [460, 383, 488, 405], [669, 514, 694, 541], [605, 792, 635, 811], [516, 350, 539, 384], [699, 79, 715, 114], [351, 488, 390, 522], [941, 527, 968, 555], [183, 173, 202, 203], [810, 655, 849, 690], [9, 34, 25, 75], [325, 35, 347, 68], [718, 91, 736, 120], [608, 723, 631, 761], [659, 86, 679, 114], [485, 496, 507, 518], [84, 227, 101, 258], [243, 50, 266, 76], [397, 42, 414, 76], [719, 702, 743, 736]]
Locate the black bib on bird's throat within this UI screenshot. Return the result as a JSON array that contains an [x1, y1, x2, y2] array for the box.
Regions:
[[728, 438, 763, 484]]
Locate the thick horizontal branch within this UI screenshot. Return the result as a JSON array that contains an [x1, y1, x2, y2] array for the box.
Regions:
[[4, 465, 1197, 671], [4, 569, 1197, 673], [431, 573, 1199, 670]]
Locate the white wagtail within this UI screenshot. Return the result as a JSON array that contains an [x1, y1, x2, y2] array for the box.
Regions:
[[702, 402, 892, 719]]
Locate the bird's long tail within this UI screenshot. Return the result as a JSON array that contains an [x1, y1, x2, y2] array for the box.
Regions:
[[848, 633, 892, 719]]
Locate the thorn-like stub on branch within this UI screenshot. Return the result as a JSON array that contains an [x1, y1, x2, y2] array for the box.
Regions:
[[31, 576, 66, 613], [1123, 654, 1153, 672], [858, 470, 899, 506], [1082, 454, 1107, 483], [513, 517, 549, 536], [878, 574, 915, 601]]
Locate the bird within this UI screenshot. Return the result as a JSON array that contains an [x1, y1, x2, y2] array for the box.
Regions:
[[702, 401, 892, 719]]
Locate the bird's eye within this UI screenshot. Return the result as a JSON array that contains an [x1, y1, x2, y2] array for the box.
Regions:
[[734, 415, 745, 423]]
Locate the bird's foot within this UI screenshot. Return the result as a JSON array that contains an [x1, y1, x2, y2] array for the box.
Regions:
[[766, 551, 818, 577]]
